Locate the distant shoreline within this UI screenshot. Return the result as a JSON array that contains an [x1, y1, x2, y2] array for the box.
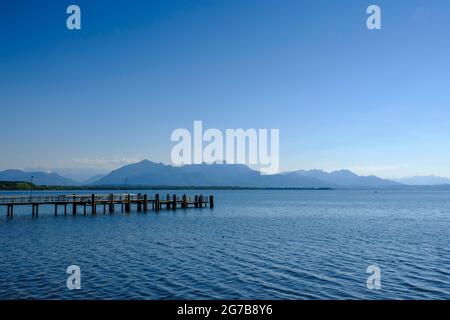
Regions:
[[3, 181, 450, 192], [0, 181, 333, 191]]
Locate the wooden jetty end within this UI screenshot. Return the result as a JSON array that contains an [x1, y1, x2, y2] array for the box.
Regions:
[[0, 193, 214, 219]]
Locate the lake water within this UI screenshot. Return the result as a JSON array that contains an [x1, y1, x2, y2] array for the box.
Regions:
[[1, 189, 450, 299]]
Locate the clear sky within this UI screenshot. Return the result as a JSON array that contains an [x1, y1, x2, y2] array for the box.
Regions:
[[1, 0, 450, 178]]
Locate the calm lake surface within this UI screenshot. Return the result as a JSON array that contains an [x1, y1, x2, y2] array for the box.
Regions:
[[1, 189, 450, 299]]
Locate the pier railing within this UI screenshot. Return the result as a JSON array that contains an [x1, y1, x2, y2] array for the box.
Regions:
[[0, 194, 139, 204]]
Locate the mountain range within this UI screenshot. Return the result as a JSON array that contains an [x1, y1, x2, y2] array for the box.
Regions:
[[394, 175, 450, 186], [92, 160, 330, 187], [2, 160, 448, 188], [24, 167, 108, 182], [292, 169, 400, 187], [0, 169, 78, 186]]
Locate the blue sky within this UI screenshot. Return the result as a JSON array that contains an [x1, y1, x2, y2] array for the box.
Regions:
[[1, 0, 450, 178]]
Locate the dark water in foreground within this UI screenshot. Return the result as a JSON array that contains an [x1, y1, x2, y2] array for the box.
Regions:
[[1, 189, 450, 299]]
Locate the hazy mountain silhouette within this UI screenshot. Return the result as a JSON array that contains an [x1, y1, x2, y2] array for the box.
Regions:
[[93, 160, 330, 187], [395, 175, 450, 186], [92, 160, 401, 188], [292, 169, 401, 187], [82, 174, 106, 184], [0, 161, 405, 188], [25, 167, 108, 182], [0, 169, 78, 186]]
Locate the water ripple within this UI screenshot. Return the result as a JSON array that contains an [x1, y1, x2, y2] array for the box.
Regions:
[[1, 189, 450, 299]]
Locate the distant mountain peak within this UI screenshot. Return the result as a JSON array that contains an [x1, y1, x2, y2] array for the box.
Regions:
[[137, 159, 159, 165]]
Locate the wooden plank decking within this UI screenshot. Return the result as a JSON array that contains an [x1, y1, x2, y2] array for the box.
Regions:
[[0, 193, 214, 219]]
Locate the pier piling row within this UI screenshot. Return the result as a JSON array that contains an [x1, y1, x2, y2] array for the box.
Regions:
[[0, 193, 214, 219]]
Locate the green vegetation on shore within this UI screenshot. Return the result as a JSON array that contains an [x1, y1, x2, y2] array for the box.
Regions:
[[0, 181, 332, 191], [0, 181, 35, 190]]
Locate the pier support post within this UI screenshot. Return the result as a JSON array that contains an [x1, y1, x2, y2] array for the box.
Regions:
[[125, 194, 131, 213], [54, 204, 58, 216], [64, 204, 67, 215], [72, 195, 77, 215], [173, 194, 177, 210], [7, 205, 13, 219], [182, 194, 187, 209], [137, 193, 142, 212], [155, 194, 160, 212], [32, 204, 39, 216], [109, 194, 114, 213], [83, 203, 87, 215], [194, 195, 199, 208], [143, 194, 148, 212], [199, 194, 203, 208], [209, 195, 214, 208], [166, 194, 171, 209], [91, 194, 96, 215]]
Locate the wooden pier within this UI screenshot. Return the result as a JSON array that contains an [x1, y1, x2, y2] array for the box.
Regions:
[[0, 193, 214, 219]]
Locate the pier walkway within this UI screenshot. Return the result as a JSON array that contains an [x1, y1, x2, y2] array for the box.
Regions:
[[0, 193, 214, 219]]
